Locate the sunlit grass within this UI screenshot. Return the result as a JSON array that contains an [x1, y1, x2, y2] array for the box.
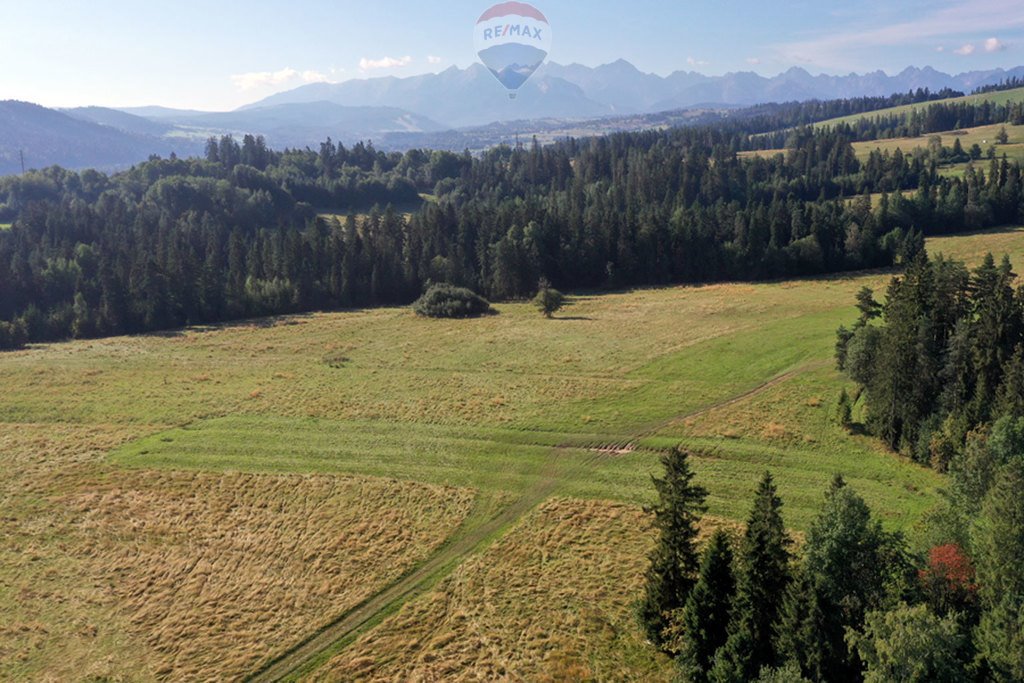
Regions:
[[3, 225, 1021, 679]]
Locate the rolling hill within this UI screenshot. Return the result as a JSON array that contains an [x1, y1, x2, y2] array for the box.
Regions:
[[0, 100, 199, 175], [6, 224, 1018, 680], [815, 86, 1024, 128]]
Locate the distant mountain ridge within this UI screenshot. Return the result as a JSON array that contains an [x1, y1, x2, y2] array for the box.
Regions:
[[245, 61, 1024, 126], [241, 63, 611, 128], [5, 61, 1024, 175]]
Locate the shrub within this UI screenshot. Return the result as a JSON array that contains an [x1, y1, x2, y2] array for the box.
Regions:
[[413, 284, 493, 319], [533, 278, 565, 319]]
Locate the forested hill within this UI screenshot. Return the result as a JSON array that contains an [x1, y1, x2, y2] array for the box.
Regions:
[[3, 90, 1024, 348]]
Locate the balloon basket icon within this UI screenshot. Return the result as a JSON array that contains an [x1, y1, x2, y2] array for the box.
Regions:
[[509, 92, 518, 100]]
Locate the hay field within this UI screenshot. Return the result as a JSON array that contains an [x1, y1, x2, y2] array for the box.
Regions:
[[3, 227, 1021, 679]]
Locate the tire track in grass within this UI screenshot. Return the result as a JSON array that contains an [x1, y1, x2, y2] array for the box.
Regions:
[[630, 360, 826, 442], [247, 447, 606, 683], [248, 362, 823, 682]]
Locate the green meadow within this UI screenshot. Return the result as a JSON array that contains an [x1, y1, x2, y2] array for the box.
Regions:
[[6, 226, 1024, 680]]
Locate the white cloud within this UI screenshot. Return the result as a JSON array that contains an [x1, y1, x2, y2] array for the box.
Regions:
[[687, 57, 710, 67], [359, 55, 413, 71], [935, 46, 946, 52], [954, 43, 977, 55], [230, 68, 330, 92], [776, 0, 1024, 69], [427, 55, 443, 65], [746, 57, 762, 65], [985, 37, 1008, 52]]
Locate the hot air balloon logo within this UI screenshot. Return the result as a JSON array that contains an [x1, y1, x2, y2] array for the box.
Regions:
[[473, 2, 552, 99]]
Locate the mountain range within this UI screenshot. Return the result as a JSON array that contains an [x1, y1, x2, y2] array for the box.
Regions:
[[245, 62, 1024, 125], [4, 61, 1024, 175]]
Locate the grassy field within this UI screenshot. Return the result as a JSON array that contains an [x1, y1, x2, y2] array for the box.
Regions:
[[742, 122, 1024, 180], [3, 227, 1022, 680], [312, 498, 685, 682]]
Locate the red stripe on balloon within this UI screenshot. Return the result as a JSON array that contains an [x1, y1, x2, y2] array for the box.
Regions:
[[477, 2, 548, 24]]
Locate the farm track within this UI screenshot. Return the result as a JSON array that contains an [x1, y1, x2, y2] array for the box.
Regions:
[[631, 361, 825, 442], [247, 363, 817, 682], [247, 447, 606, 683]]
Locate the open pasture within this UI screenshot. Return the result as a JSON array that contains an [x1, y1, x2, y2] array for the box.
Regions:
[[4, 227, 1020, 679]]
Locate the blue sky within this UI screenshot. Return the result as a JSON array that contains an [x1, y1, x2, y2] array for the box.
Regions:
[[2, 0, 1023, 110]]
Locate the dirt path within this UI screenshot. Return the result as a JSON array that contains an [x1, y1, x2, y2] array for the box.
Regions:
[[638, 361, 827, 440], [247, 363, 819, 681], [247, 449, 603, 683]]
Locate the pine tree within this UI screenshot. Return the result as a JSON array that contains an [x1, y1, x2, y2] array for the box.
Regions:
[[638, 448, 708, 649], [776, 566, 829, 682], [969, 254, 1018, 423], [679, 530, 736, 682], [994, 344, 1024, 419], [854, 286, 881, 327], [533, 277, 565, 319], [710, 472, 791, 683]]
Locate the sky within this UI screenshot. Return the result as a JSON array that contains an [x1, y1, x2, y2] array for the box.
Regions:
[[2, 0, 1024, 111]]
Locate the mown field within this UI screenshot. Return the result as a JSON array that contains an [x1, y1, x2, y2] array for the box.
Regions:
[[743, 122, 1024, 178], [3, 227, 1022, 680], [847, 123, 1024, 177]]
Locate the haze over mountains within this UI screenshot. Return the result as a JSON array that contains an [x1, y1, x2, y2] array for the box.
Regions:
[[4, 60, 1024, 175]]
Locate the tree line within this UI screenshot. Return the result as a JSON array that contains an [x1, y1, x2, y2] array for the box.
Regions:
[[837, 251, 1024, 469], [640, 448, 1024, 681], [749, 96, 1024, 153], [2, 107, 1024, 347]]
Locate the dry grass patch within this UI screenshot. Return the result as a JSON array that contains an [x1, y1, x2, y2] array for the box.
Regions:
[[0, 422, 159, 682], [59, 470, 474, 682], [0, 420, 474, 682], [313, 499, 737, 682]]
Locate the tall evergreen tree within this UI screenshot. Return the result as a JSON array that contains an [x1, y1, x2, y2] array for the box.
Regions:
[[776, 565, 829, 681], [710, 472, 791, 683], [679, 530, 736, 682], [638, 448, 708, 648]]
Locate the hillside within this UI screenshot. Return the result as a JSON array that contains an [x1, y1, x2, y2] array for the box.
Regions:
[[816, 86, 1024, 128], [0, 101, 199, 175], [5, 64, 1024, 682], [5, 225, 1021, 680], [7, 67, 1024, 173]]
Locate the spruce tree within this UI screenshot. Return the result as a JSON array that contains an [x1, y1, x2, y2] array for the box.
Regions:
[[638, 448, 708, 648], [993, 344, 1024, 419], [710, 472, 791, 683], [776, 566, 829, 682], [679, 530, 736, 682], [854, 286, 881, 327]]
